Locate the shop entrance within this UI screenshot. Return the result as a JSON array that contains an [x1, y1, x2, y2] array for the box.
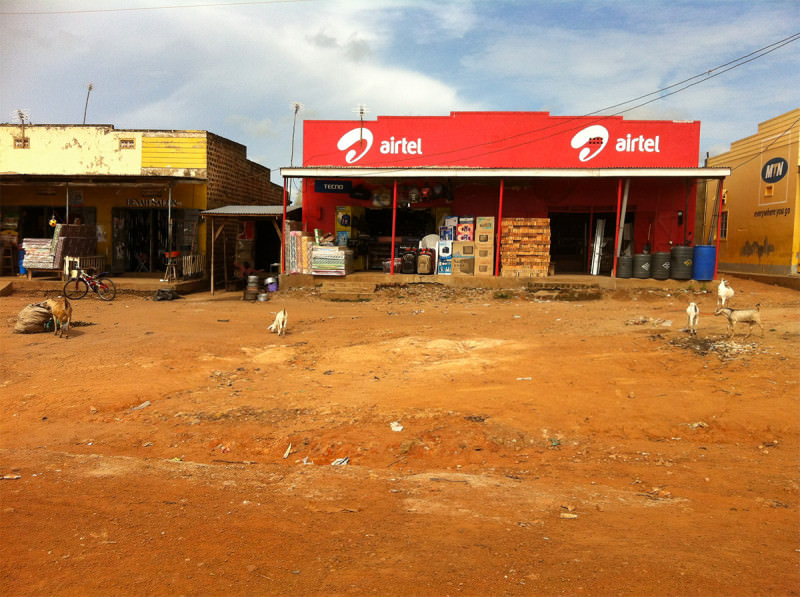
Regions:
[[111, 208, 200, 274], [549, 211, 618, 274]]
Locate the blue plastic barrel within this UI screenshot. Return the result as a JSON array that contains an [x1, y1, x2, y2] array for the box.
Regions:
[[18, 248, 26, 275], [692, 245, 717, 281]]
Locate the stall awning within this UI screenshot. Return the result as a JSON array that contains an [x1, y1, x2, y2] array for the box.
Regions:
[[280, 166, 731, 179], [200, 204, 301, 218]]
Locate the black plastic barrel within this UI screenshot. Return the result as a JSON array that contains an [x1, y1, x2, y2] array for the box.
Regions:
[[651, 252, 671, 280], [692, 245, 717, 281], [670, 246, 694, 280], [616, 255, 632, 278], [633, 253, 651, 278]]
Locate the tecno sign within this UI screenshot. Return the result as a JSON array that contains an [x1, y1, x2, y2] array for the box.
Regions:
[[570, 125, 661, 162], [337, 127, 422, 164]]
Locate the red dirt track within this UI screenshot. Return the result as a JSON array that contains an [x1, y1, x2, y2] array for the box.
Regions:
[[1, 278, 799, 596]]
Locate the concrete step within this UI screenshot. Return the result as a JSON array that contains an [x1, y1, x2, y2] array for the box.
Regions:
[[319, 280, 377, 301]]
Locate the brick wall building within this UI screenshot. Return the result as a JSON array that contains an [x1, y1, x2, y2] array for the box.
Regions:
[[0, 124, 282, 276]]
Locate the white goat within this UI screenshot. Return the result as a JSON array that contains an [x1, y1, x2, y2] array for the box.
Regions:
[[714, 304, 763, 339], [686, 302, 699, 336], [268, 308, 287, 336], [717, 279, 734, 308]]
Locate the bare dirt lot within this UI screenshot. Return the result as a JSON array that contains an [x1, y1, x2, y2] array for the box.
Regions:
[[1, 277, 799, 596]]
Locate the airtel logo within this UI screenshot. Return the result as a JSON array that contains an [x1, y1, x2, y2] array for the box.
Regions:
[[337, 127, 424, 164], [571, 125, 609, 162], [571, 124, 662, 162], [337, 128, 374, 164]]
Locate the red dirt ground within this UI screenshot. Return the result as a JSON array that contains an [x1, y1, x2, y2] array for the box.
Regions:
[[1, 277, 798, 596]]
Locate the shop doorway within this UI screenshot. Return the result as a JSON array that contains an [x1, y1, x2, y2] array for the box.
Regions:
[[111, 208, 200, 274], [549, 211, 618, 274]]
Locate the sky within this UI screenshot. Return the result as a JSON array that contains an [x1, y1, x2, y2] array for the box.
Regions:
[[1, 0, 798, 183]]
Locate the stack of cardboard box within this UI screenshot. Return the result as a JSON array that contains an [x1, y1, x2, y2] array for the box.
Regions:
[[437, 215, 458, 275], [474, 216, 495, 277], [500, 217, 551, 277], [452, 216, 475, 276]]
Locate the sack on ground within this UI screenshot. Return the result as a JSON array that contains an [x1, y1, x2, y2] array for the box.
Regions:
[[14, 304, 53, 334], [153, 289, 181, 301]]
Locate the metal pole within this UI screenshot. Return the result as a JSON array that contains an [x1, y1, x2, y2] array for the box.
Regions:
[[612, 179, 622, 277], [714, 179, 723, 280], [281, 178, 288, 274], [167, 184, 173, 280], [82, 83, 93, 125], [390, 180, 398, 275], [614, 179, 630, 277], [210, 217, 215, 295], [495, 179, 504, 276]]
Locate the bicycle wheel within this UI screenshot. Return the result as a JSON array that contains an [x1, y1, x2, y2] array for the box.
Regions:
[[95, 276, 117, 301], [63, 277, 89, 299]]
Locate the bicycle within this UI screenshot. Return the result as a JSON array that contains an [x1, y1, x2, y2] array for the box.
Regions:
[[63, 267, 117, 301]]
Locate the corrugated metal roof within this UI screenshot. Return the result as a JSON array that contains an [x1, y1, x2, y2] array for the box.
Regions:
[[200, 204, 301, 217]]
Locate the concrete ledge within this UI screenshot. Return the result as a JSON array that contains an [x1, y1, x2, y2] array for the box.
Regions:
[[720, 272, 800, 291]]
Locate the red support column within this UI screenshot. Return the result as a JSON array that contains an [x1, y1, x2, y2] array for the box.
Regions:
[[714, 179, 724, 279], [495, 178, 504, 276], [391, 180, 398, 275]]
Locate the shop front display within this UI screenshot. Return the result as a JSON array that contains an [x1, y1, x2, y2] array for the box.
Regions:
[[281, 111, 729, 278]]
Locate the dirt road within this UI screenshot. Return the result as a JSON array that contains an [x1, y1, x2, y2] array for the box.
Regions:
[[1, 278, 798, 596]]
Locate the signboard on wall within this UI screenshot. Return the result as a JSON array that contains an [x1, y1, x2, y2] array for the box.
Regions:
[[303, 111, 701, 169]]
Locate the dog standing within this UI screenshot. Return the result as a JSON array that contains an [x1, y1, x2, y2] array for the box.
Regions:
[[268, 308, 287, 336], [686, 302, 699, 336], [41, 296, 72, 339]]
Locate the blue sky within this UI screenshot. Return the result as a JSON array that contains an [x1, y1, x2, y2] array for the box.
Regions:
[[1, 0, 798, 182]]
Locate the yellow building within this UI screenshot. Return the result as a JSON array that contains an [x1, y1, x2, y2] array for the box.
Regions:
[[0, 124, 281, 274], [703, 109, 800, 276]]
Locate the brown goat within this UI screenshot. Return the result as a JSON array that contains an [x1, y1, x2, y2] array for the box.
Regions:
[[41, 296, 73, 339]]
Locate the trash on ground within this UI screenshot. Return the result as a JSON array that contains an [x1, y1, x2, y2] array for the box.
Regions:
[[330, 457, 349, 466], [390, 421, 404, 432]]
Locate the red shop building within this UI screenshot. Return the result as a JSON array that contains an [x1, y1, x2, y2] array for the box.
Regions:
[[280, 111, 729, 279]]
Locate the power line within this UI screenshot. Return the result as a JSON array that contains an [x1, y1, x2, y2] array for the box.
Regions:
[[728, 117, 800, 172], [0, 0, 311, 16], [302, 32, 800, 169]]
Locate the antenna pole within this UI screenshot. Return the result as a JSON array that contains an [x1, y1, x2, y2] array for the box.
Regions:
[[83, 83, 94, 125]]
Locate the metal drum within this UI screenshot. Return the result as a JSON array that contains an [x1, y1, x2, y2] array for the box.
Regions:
[[633, 253, 651, 279], [670, 246, 694, 280], [616, 255, 632, 278], [651, 252, 671, 280]]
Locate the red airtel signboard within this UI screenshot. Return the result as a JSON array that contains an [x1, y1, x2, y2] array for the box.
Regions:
[[303, 111, 701, 169]]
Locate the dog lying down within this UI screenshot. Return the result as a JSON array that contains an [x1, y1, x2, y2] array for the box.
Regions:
[[268, 308, 287, 336]]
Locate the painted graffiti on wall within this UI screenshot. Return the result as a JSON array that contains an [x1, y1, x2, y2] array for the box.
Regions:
[[740, 237, 775, 259]]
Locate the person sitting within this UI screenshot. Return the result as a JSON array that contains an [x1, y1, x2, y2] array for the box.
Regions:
[[233, 261, 263, 278]]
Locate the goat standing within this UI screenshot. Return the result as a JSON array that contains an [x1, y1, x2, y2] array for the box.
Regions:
[[717, 279, 734, 308], [686, 302, 699, 336], [268, 308, 287, 336], [714, 304, 763, 339]]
